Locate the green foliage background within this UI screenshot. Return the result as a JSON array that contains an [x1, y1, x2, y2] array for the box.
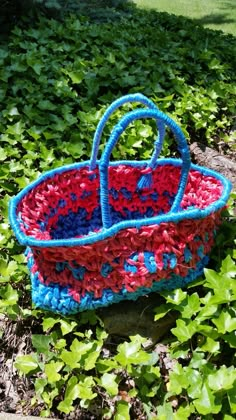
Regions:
[[0, 3, 235, 419]]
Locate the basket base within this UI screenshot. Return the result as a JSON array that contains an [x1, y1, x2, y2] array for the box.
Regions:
[[26, 249, 208, 315]]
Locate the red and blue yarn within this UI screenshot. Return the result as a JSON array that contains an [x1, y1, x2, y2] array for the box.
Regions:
[[25, 206, 222, 309], [27, 246, 209, 314], [16, 164, 223, 242], [15, 161, 226, 312], [9, 97, 232, 315]]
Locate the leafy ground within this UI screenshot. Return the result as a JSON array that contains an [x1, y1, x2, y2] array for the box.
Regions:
[[134, 0, 236, 36], [0, 3, 236, 419]]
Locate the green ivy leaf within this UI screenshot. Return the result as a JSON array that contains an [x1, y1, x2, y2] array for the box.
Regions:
[[114, 400, 130, 420], [208, 366, 236, 391], [212, 310, 236, 334], [57, 399, 75, 414], [198, 337, 220, 354], [196, 324, 219, 340], [203, 268, 220, 288], [77, 376, 97, 401], [32, 334, 52, 354], [207, 287, 233, 305], [96, 358, 120, 374], [6, 121, 24, 136], [101, 373, 119, 397], [45, 361, 64, 384], [64, 141, 85, 159], [27, 127, 41, 140], [220, 255, 236, 277], [26, 56, 43, 75], [60, 319, 77, 335], [154, 303, 172, 321], [15, 354, 39, 375], [224, 332, 236, 348], [70, 338, 94, 355], [0, 260, 18, 281], [64, 376, 80, 401], [54, 339, 67, 350], [173, 403, 195, 420], [180, 293, 201, 318], [40, 409, 52, 418], [0, 284, 19, 306], [162, 289, 187, 305], [169, 362, 188, 395], [0, 148, 7, 161], [197, 300, 218, 320], [227, 388, 236, 414], [171, 319, 197, 342], [42, 316, 60, 332], [189, 352, 207, 369], [66, 70, 84, 84], [35, 378, 47, 396], [58, 376, 97, 412], [186, 369, 203, 399], [60, 349, 81, 370], [115, 335, 150, 366], [157, 401, 174, 419], [143, 365, 161, 384], [38, 100, 57, 111], [193, 383, 221, 415], [83, 350, 100, 371]]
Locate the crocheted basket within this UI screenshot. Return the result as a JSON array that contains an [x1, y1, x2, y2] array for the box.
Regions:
[[9, 93, 232, 315]]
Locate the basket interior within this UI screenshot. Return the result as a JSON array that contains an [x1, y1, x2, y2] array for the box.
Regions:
[[17, 164, 223, 241]]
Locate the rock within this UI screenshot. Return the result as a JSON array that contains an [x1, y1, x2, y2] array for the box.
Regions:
[[190, 142, 236, 190], [98, 294, 177, 345]]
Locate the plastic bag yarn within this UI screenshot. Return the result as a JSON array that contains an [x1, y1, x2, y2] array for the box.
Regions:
[[9, 93, 232, 314]]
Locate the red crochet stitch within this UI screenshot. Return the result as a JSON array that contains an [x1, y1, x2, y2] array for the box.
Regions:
[[29, 211, 222, 302]]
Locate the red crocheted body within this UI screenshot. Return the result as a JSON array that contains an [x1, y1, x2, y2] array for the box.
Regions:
[[30, 211, 222, 302]]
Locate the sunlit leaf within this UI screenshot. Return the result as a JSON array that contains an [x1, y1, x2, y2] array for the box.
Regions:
[[15, 354, 39, 375], [101, 373, 119, 397], [45, 361, 64, 383]]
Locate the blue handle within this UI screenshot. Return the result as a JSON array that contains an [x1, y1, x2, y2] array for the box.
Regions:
[[89, 93, 165, 170], [99, 109, 191, 229]]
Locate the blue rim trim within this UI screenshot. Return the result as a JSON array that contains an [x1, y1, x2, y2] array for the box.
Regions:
[[9, 158, 232, 248]]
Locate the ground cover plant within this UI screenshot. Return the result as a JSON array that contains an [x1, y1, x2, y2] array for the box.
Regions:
[[0, 4, 235, 419]]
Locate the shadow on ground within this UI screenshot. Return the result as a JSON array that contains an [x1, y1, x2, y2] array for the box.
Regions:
[[195, 13, 235, 27]]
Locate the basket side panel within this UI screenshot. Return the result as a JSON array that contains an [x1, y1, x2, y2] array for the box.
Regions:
[[28, 210, 222, 313]]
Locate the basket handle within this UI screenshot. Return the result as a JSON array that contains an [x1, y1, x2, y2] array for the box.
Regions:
[[99, 109, 191, 229], [89, 93, 165, 171]]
